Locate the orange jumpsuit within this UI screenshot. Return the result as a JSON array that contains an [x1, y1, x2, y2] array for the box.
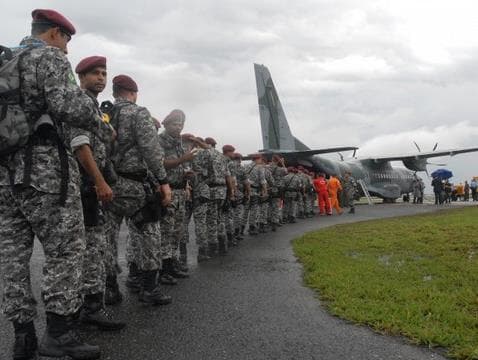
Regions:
[[313, 176, 331, 215], [327, 176, 342, 214]]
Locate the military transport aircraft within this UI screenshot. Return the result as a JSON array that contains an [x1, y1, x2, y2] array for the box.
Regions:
[[253, 63, 478, 202]]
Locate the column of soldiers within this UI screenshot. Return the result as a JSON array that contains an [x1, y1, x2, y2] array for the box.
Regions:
[[0, 8, 356, 360]]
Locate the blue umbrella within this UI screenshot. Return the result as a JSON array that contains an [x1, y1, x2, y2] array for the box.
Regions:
[[431, 168, 453, 179]]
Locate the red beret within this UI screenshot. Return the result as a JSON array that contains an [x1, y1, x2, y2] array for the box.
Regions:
[[32, 9, 76, 36], [75, 56, 106, 74], [112, 74, 138, 92], [163, 109, 186, 125], [181, 133, 195, 141], [205, 137, 217, 146], [222, 144, 235, 153]]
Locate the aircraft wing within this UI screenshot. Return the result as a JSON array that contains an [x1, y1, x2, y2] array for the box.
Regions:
[[364, 147, 478, 163], [244, 146, 358, 160], [359, 146, 478, 171]]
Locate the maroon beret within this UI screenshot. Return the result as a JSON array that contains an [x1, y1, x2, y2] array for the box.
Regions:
[[112, 74, 138, 92], [222, 144, 235, 153], [32, 9, 76, 36], [163, 109, 186, 125], [181, 133, 195, 141], [232, 153, 242, 160], [205, 137, 217, 146], [75, 56, 106, 74]]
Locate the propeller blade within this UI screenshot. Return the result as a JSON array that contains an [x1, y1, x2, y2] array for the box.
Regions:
[[338, 152, 344, 161], [352, 149, 357, 158], [432, 143, 438, 151], [413, 141, 421, 152]]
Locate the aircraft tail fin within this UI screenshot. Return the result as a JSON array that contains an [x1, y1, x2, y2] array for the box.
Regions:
[[254, 63, 308, 151]]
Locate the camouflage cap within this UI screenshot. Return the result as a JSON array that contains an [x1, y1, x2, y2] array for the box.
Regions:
[[163, 109, 186, 125]]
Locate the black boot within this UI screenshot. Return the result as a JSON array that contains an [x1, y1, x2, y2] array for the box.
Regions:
[[240, 225, 245, 235], [104, 274, 123, 305], [179, 243, 189, 272], [39, 312, 100, 360], [159, 259, 178, 285], [139, 270, 172, 306], [208, 243, 218, 257], [234, 228, 243, 241], [271, 223, 277, 232], [349, 207, 355, 214], [259, 224, 266, 233], [197, 247, 210, 263], [169, 258, 189, 278], [126, 263, 142, 293], [13, 321, 37, 360], [80, 293, 126, 331], [226, 232, 237, 247], [218, 237, 228, 255], [249, 225, 258, 236]]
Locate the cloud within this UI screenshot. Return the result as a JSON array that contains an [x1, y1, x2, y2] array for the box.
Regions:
[[4, 0, 478, 182]]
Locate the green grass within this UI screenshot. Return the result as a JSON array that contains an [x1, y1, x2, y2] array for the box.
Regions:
[[293, 207, 478, 359]]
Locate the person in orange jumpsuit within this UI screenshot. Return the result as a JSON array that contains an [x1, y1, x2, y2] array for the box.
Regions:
[[313, 173, 331, 215], [328, 174, 343, 215]]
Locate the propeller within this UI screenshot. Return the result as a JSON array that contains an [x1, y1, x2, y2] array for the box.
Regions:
[[352, 149, 357, 158], [338, 153, 344, 161], [432, 142, 438, 151], [413, 141, 421, 152]]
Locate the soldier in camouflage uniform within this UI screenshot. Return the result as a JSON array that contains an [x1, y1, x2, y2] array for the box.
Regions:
[[343, 171, 358, 214], [303, 170, 316, 217], [182, 136, 212, 262], [205, 137, 233, 255], [232, 153, 250, 240], [222, 144, 238, 246], [296, 166, 308, 219], [158, 110, 192, 282], [105, 74, 172, 306], [259, 160, 274, 233], [283, 167, 303, 223], [268, 155, 287, 231], [244, 154, 267, 235], [72, 56, 125, 330], [0, 10, 115, 359]]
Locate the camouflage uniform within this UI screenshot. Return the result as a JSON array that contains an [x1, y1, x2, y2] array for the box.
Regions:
[[106, 98, 167, 273], [259, 165, 274, 230], [304, 174, 315, 217], [283, 172, 302, 222], [190, 149, 212, 250], [68, 90, 109, 296], [244, 162, 266, 232], [207, 148, 230, 247], [225, 157, 237, 240], [233, 160, 248, 235], [268, 163, 287, 226], [343, 175, 358, 210], [158, 132, 187, 261], [0, 37, 111, 324]]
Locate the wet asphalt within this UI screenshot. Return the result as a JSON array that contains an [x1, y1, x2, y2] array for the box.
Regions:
[[0, 202, 468, 360]]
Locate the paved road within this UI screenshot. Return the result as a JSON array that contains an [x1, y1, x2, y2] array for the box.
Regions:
[[1, 203, 468, 360]]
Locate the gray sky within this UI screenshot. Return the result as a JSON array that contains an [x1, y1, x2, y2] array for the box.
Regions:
[[5, 1, 478, 184]]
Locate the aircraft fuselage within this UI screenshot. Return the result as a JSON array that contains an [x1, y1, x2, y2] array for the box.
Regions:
[[296, 155, 416, 201]]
